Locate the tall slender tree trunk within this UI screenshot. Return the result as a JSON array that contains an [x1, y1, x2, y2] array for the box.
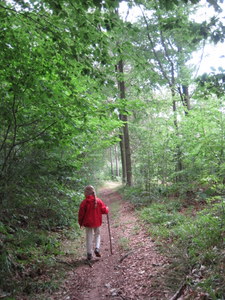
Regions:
[[109, 147, 114, 179], [117, 59, 132, 186], [119, 131, 126, 184], [172, 87, 182, 182], [114, 144, 120, 177], [178, 84, 191, 115], [182, 85, 191, 112]]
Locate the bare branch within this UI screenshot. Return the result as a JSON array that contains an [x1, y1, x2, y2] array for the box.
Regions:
[[139, 5, 172, 86], [159, 29, 175, 84], [17, 119, 40, 128], [14, 121, 57, 147], [0, 123, 11, 153]]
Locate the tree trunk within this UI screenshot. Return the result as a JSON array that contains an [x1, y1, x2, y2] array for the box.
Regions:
[[109, 147, 114, 179], [117, 59, 132, 186], [182, 85, 191, 112], [114, 144, 120, 177], [122, 114, 132, 186], [119, 131, 126, 184], [172, 88, 183, 182]]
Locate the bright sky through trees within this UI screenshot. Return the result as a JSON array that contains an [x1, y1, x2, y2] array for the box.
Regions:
[[119, 0, 225, 75]]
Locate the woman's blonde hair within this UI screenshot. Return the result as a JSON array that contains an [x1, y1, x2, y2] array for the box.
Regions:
[[84, 185, 97, 208]]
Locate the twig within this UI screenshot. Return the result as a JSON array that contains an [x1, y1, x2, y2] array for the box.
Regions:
[[169, 282, 187, 300], [119, 250, 133, 263], [14, 121, 57, 147], [55, 259, 74, 267], [86, 259, 93, 268]]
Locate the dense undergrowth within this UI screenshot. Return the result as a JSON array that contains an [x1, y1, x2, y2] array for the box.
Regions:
[[0, 174, 103, 299], [0, 188, 82, 299], [122, 184, 225, 299]]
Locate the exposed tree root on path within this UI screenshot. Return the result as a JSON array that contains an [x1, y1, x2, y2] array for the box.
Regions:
[[49, 186, 171, 300]]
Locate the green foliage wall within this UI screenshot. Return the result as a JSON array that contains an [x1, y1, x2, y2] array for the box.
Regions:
[[0, 0, 122, 290], [0, 0, 121, 211], [122, 1, 225, 194], [129, 91, 225, 193]]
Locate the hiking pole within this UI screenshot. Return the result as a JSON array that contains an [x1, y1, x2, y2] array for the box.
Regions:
[[107, 214, 113, 255]]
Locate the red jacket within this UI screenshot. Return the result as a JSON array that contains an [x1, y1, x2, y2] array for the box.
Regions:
[[78, 195, 109, 227]]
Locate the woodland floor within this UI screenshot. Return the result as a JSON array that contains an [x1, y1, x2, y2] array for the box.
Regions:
[[45, 182, 172, 300]]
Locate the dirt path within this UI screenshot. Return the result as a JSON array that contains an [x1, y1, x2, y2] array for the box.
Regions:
[[50, 185, 170, 300]]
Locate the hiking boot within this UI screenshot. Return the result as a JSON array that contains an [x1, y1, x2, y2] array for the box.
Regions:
[[94, 248, 101, 257], [87, 253, 92, 261]]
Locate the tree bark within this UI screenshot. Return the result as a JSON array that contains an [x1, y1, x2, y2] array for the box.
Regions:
[[182, 85, 191, 112], [114, 144, 120, 177], [119, 131, 126, 184], [109, 147, 114, 179], [117, 59, 132, 186], [172, 87, 183, 181]]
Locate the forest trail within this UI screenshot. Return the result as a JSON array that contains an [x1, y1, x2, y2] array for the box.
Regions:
[[50, 183, 170, 300]]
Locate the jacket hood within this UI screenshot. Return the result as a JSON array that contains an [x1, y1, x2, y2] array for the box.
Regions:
[[85, 195, 96, 202]]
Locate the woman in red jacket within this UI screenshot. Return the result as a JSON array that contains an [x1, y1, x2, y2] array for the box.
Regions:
[[78, 185, 109, 261]]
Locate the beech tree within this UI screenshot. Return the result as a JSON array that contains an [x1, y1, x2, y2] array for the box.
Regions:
[[116, 58, 133, 186]]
